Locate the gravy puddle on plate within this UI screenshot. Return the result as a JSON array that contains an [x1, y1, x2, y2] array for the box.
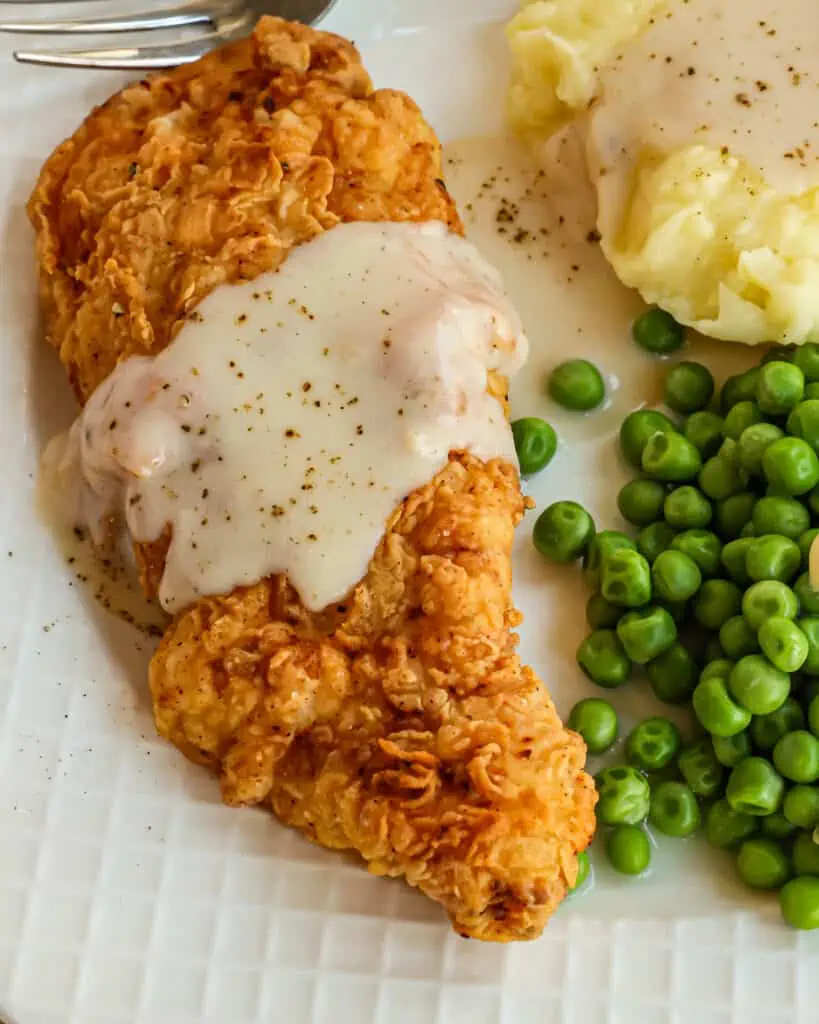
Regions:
[[37, 487, 167, 638], [444, 132, 763, 919]]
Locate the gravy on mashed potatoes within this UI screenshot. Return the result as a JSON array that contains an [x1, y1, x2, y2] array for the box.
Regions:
[[507, 0, 819, 346]]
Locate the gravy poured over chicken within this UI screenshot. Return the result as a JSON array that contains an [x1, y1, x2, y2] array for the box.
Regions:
[[44, 221, 527, 614]]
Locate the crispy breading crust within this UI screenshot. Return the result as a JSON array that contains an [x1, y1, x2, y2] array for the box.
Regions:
[[28, 16, 595, 941], [152, 454, 595, 940]]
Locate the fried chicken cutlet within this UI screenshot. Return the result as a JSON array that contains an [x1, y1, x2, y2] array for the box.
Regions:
[[28, 16, 596, 941]]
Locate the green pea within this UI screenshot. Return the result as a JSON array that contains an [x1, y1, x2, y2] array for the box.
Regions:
[[701, 659, 736, 683], [809, 485, 819, 518], [601, 548, 653, 608], [786, 399, 819, 454], [511, 417, 558, 475], [665, 361, 715, 414], [595, 765, 651, 825], [752, 496, 810, 540], [723, 400, 763, 441], [586, 593, 623, 630], [784, 785, 819, 829], [693, 579, 742, 630], [737, 838, 791, 890], [533, 501, 595, 563], [616, 606, 677, 664], [761, 813, 798, 840], [651, 550, 702, 602], [758, 546, 793, 593], [792, 832, 819, 876], [625, 717, 681, 771], [793, 342, 819, 382], [721, 369, 760, 411], [726, 756, 785, 815], [804, 682, 819, 712], [795, 573, 819, 616], [798, 529, 819, 570], [757, 360, 805, 415], [671, 529, 723, 576], [693, 677, 752, 737], [620, 409, 678, 469], [646, 643, 699, 704], [719, 615, 759, 659], [570, 850, 591, 892], [678, 740, 724, 798], [799, 617, 819, 676], [714, 492, 756, 541], [712, 731, 752, 768], [637, 521, 677, 563], [705, 798, 758, 849], [583, 530, 636, 590], [728, 655, 790, 715], [642, 430, 703, 482], [740, 523, 757, 539], [548, 359, 605, 411], [720, 538, 754, 586], [663, 486, 712, 530], [750, 697, 805, 750], [719, 437, 741, 464], [573, 847, 593, 888], [773, 730, 819, 783], [684, 410, 724, 458], [742, 581, 800, 632], [738, 422, 785, 476], [649, 781, 701, 837], [780, 877, 819, 929], [763, 437, 819, 495], [568, 698, 619, 755], [632, 307, 685, 355], [759, 617, 809, 673], [807, 382, 819, 401], [810, 695, 819, 737], [746, 535, 802, 583], [577, 630, 631, 689], [699, 453, 748, 500], [605, 824, 652, 875], [617, 479, 667, 526]]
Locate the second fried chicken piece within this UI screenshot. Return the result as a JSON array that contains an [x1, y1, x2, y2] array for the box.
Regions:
[[152, 454, 595, 941]]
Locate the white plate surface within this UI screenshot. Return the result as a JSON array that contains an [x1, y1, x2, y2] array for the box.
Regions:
[[1, 2, 818, 1023]]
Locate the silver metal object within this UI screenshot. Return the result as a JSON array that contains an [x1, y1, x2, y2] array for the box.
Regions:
[[2, 0, 337, 68]]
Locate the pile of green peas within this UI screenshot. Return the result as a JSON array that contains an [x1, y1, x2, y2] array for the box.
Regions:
[[527, 312, 819, 929]]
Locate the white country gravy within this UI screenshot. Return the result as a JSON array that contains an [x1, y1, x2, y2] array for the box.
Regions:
[[43, 221, 527, 615], [588, 0, 819, 224]]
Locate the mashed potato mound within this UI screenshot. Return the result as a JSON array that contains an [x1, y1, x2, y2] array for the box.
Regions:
[[602, 146, 819, 345], [506, 0, 664, 144], [507, 0, 819, 346]]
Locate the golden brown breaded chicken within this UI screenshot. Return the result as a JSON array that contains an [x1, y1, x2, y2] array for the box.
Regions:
[[28, 16, 596, 941]]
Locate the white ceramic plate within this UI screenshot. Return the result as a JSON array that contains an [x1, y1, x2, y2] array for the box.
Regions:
[[1, 3, 817, 1023]]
